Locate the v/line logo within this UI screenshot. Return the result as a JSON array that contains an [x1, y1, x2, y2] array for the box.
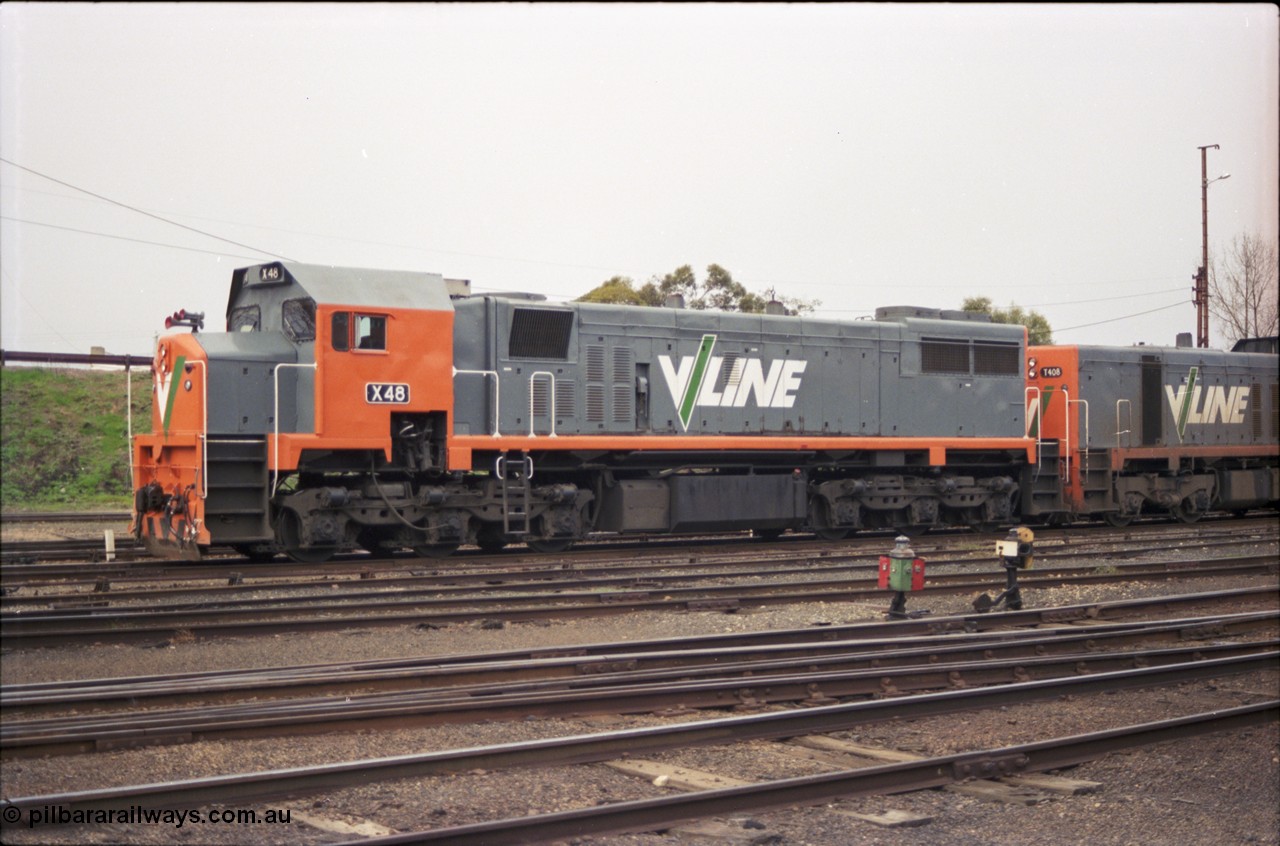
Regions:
[[1164, 366, 1249, 441], [658, 334, 808, 431]]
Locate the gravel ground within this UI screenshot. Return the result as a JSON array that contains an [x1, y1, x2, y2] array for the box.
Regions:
[[0, 526, 1277, 846]]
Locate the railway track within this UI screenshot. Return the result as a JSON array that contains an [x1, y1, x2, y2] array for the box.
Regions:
[[1, 554, 1275, 648], [3, 652, 1273, 839], [2, 528, 1275, 604], [2, 513, 1273, 569], [2, 607, 1274, 757], [1, 519, 1275, 843], [2, 518, 1274, 594]]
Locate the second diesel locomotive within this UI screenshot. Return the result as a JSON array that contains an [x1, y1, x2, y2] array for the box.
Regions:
[[1025, 341, 1278, 525], [130, 262, 1278, 561]]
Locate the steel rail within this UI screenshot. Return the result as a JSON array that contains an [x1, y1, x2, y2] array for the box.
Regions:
[[0, 512, 132, 524], [3, 637, 1274, 758], [6, 604, 1267, 701], [4, 611, 1274, 716], [339, 701, 1280, 846], [1, 556, 1274, 647], [1, 580, 1275, 650], [8, 554, 1277, 620], [4, 545, 1276, 609], [3, 517, 1272, 573], [1, 654, 1274, 817]]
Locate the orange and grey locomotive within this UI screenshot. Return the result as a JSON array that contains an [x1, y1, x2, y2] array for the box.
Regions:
[[132, 262, 1036, 560], [131, 262, 1277, 561], [1022, 342, 1278, 526]]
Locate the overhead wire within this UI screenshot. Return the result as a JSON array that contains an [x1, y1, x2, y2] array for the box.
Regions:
[[1054, 301, 1188, 333], [1, 215, 267, 260], [0, 162, 1206, 341], [0, 158, 294, 261]]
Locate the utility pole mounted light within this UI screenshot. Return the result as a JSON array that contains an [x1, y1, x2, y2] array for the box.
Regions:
[[1193, 144, 1230, 348]]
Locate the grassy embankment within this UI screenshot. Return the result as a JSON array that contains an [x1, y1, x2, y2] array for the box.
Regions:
[[0, 367, 152, 511]]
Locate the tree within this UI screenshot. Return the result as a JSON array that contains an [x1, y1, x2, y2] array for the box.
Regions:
[[577, 264, 819, 315], [962, 297, 1053, 345], [1210, 232, 1279, 348], [575, 276, 647, 306]]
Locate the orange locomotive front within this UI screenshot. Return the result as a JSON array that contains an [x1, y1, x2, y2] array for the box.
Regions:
[[132, 262, 458, 560]]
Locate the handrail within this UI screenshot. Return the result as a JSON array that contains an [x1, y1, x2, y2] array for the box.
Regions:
[[272, 362, 318, 494], [1024, 386, 1043, 476], [1069, 398, 1089, 483], [1060, 387, 1071, 477], [528, 371, 558, 437], [126, 363, 134, 492], [1116, 399, 1133, 448], [190, 360, 209, 500], [1068, 398, 1089, 451], [494, 453, 535, 481], [453, 368, 501, 436], [1024, 386, 1041, 441]]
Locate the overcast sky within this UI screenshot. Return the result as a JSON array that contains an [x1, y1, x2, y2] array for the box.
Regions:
[[2, 3, 1276, 355]]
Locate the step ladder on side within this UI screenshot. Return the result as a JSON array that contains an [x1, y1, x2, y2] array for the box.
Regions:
[[496, 452, 533, 536], [203, 437, 271, 542]]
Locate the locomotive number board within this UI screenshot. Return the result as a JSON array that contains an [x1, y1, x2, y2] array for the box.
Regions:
[[366, 383, 410, 404]]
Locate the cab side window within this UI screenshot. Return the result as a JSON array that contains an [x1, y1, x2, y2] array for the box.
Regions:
[[330, 312, 387, 352], [331, 312, 350, 351], [355, 315, 387, 350]]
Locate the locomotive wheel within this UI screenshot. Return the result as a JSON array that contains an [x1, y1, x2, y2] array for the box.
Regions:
[[475, 524, 509, 554], [808, 498, 850, 541], [1102, 512, 1133, 528], [526, 538, 573, 554], [1171, 499, 1203, 524], [277, 510, 336, 564]]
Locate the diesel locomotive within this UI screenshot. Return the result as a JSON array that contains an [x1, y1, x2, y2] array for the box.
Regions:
[[130, 262, 1278, 561]]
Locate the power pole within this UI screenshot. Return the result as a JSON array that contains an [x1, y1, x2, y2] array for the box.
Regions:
[[1193, 144, 1227, 348]]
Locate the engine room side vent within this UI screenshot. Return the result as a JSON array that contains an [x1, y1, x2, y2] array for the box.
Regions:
[[1252, 382, 1262, 439], [613, 383, 633, 423], [715, 352, 743, 392], [974, 341, 1021, 375], [586, 345, 606, 381], [921, 338, 970, 374], [586, 385, 606, 423], [509, 308, 574, 359], [612, 347, 634, 382], [532, 380, 550, 417], [1269, 381, 1278, 439], [556, 381, 575, 419]]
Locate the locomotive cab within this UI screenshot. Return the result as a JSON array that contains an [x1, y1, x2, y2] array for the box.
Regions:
[[132, 262, 457, 560]]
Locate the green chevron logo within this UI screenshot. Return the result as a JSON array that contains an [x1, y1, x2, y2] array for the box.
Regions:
[[156, 355, 186, 435], [677, 334, 717, 430], [1027, 385, 1056, 438]]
